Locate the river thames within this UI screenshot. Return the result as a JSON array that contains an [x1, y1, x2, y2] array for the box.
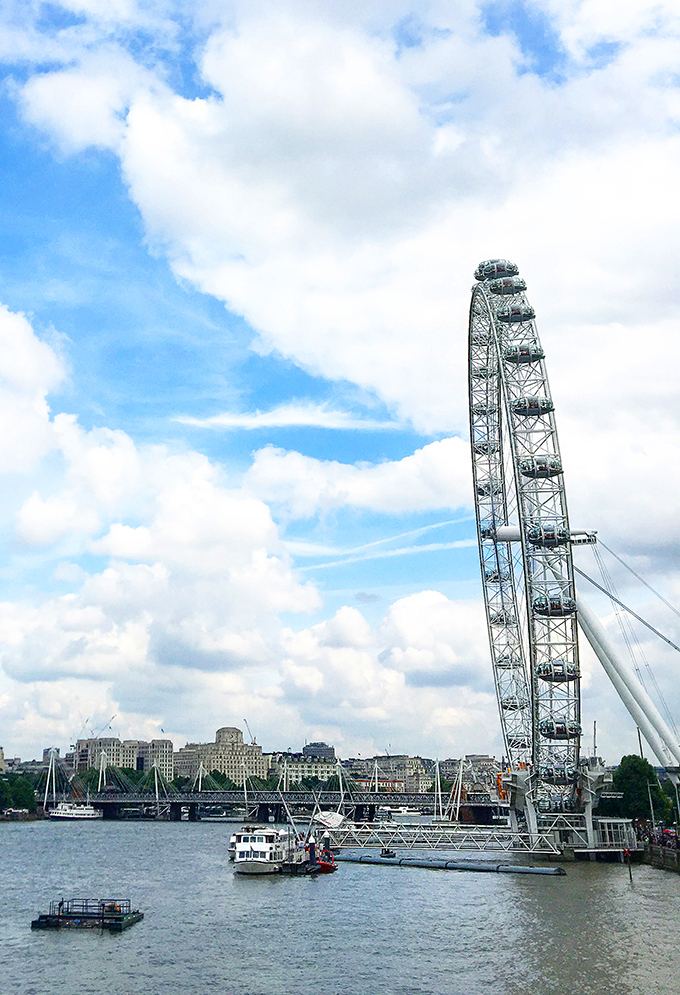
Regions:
[[2, 820, 679, 995]]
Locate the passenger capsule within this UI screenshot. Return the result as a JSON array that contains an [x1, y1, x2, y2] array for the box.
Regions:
[[539, 766, 576, 785], [489, 609, 515, 626], [533, 595, 577, 617], [476, 479, 503, 497], [537, 797, 576, 813], [497, 305, 535, 324], [500, 694, 530, 711], [526, 524, 570, 548], [535, 661, 579, 682], [485, 568, 509, 583], [473, 441, 500, 456], [512, 395, 553, 417], [471, 365, 493, 379], [495, 653, 522, 668], [471, 402, 497, 416], [474, 259, 519, 282], [539, 718, 581, 740], [503, 343, 544, 364], [488, 276, 527, 295], [480, 524, 496, 540], [519, 456, 562, 479]]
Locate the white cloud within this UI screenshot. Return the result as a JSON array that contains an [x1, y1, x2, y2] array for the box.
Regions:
[[175, 401, 400, 430], [279, 596, 499, 755], [3, 3, 680, 764], [244, 438, 472, 518], [0, 304, 64, 474]]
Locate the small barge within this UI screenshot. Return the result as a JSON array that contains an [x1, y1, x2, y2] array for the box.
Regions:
[[31, 898, 143, 932]]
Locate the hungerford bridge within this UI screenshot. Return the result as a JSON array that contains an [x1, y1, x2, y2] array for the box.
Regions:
[[44, 259, 680, 857]]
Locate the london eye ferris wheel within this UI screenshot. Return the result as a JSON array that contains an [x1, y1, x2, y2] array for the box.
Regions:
[[468, 259, 591, 815]]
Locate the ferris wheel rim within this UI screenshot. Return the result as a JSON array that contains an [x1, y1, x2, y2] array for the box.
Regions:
[[468, 260, 582, 803]]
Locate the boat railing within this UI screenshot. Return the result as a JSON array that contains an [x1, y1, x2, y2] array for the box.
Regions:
[[48, 898, 132, 917]]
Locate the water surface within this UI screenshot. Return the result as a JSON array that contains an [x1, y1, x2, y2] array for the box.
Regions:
[[2, 821, 678, 995]]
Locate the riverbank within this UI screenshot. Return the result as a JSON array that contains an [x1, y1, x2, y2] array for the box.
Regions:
[[643, 843, 680, 874]]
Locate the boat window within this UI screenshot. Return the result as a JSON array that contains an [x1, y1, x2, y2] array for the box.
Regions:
[[255, 835, 264, 842]]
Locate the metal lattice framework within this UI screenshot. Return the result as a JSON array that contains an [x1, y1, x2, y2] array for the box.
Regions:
[[469, 260, 582, 812], [325, 823, 561, 853]]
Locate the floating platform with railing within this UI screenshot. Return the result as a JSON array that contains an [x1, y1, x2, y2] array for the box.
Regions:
[[31, 898, 143, 932]]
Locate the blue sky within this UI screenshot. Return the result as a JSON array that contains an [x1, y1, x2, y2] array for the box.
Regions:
[[0, 0, 679, 762]]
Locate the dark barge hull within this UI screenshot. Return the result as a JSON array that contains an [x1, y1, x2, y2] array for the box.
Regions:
[[31, 911, 143, 931]]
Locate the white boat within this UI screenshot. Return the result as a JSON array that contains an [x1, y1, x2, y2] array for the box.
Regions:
[[232, 827, 304, 875], [379, 805, 422, 820], [48, 802, 103, 820]]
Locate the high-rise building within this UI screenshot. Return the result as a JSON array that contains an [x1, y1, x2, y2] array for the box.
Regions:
[[75, 737, 174, 780], [173, 727, 268, 785], [302, 742, 336, 762]]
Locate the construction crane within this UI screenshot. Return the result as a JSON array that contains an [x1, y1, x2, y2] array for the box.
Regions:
[[243, 719, 256, 745], [91, 715, 117, 739]]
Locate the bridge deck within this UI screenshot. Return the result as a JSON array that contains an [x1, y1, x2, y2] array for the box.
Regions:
[[324, 824, 560, 854], [85, 790, 506, 809]]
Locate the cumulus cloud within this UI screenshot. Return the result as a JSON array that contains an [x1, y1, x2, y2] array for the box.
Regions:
[[2, 2, 680, 763], [279, 596, 498, 756], [0, 305, 64, 473], [244, 438, 472, 518]]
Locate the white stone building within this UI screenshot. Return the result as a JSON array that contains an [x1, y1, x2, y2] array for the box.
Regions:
[[268, 753, 337, 786], [173, 727, 268, 785], [75, 737, 174, 780]]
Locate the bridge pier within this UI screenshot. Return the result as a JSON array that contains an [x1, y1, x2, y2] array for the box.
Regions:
[[170, 803, 182, 821], [101, 804, 119, 820], [187, 804, 199, 822]]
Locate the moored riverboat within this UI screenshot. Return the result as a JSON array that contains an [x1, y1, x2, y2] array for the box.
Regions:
[[233, 827, 301, 874], [48, 802, 103, 820]]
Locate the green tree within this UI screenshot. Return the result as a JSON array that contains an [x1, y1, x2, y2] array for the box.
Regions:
[[0, 777, 13, 810], [605, 755, 672, 822], [9, 775, 37, 812]]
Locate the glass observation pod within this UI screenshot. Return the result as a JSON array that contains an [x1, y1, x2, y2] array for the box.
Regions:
[[526, 524, 571, 548], [500, 695, 530, 711], [539, 766, 577, 785], [474, 259, 520, 281], [473, 441, 500, 455], [537, 797, 578, 813], [533, 595, 578, 617], [485, 568, 510, 582], [488, 276, 527, 295], [512, 395, 554, 416], [495, 653, 522, 668], [503, 343, 544, 363], [471, 365, 494, 379], [497, 306, 536, 325], [539, 719, 582, 740], [489, 610, 516, 626], [535, 661, 579, 682], [520, 456, 563, 479], [476, 479, 503, 497], [472, 401, 497, 416]]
